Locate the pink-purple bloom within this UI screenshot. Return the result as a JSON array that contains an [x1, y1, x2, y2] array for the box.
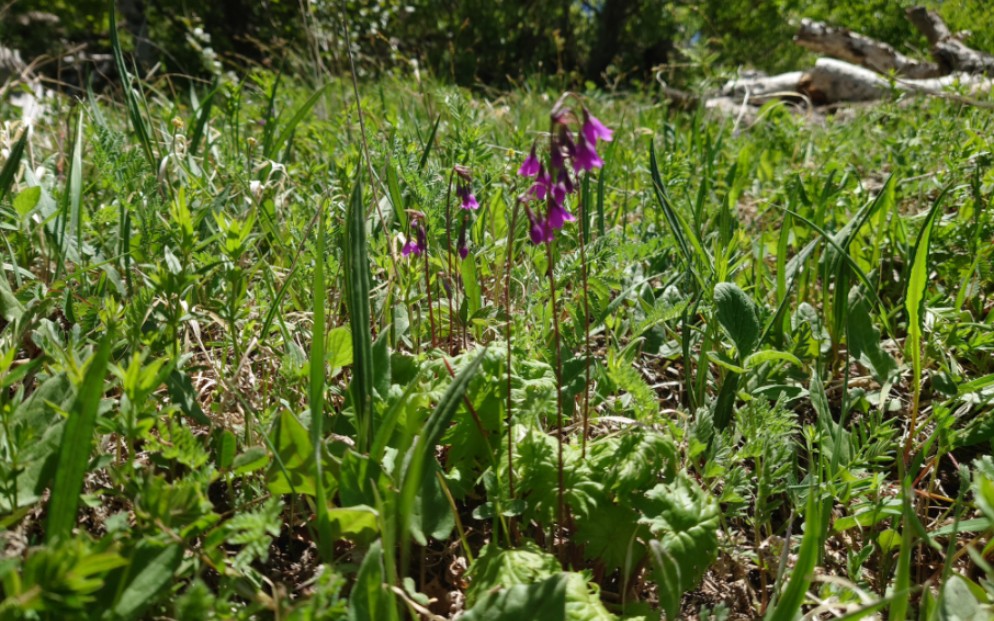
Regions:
[[402, 218, 427, 257], [514, 98, 611, 245], [582, 109, 614, 145], [518, 144, 541, 177], [457, 184, 479, 210], [572, 136, 603, 172]]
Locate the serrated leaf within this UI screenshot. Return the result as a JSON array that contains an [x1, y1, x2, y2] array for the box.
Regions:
[[462, 573, 568, 621], [638, 475, 719, 620]]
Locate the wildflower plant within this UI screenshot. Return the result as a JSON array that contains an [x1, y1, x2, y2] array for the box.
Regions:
[[513, 94, 612, 552]]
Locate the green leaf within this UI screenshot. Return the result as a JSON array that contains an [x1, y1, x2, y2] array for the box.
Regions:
[[327, 505, 379, 544], [639, 475, 719, 620], [462, 574, 568, 621], [400, 349, 486, 546], [232, 446, 269, 475], [344, 167, 375, 452], [465, 541, 560, 606], [13, 186, 41, 218], [166, 369, 210, 425], [846, 287, 898, 384], [766, 489, 823, 621], [713, 282, 761, 358], [743, 349, 803, 370], [47, 335, 112, 542], [267, 411, 317, 495], [347, 540, 398, 621], [938, 575, 987, 621], [905, 193, 945, 413], [326, 325, 354, 369], [310, 211, 334, 562], [0, 128, 27, 205], [110, 541, 183, 620]]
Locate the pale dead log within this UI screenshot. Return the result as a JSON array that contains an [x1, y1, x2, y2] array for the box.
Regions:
[[907, 7, 994, 76], [722, 71, 805, 103], [802, 57, 994, 105], [795, 18, 940, 79]]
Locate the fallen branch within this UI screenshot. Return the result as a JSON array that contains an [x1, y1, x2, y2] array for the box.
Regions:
[[801, 57, 994, 105], [795, 18, 940, 79], [907, 6, 994, 76], [722, 71, 806, 103]]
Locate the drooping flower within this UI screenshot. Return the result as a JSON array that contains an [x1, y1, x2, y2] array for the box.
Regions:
[[582, 109, 614, 145], [457, 183, 479, 210], [547, 201, 576, 230], [529, 165, 552, 200], [518, 144, 541, 177], [402, 215, 428, 257], [526, 207, 551, 245], [572, 136, 603, 172]]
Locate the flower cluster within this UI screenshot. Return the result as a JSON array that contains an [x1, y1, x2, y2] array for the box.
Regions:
[[454, 165, 479, 211], [518, 103, 612, 245]]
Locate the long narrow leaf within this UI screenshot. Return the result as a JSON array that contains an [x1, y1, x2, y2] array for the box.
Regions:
[[345, 166, 374, 452], [310, 211, 334, 562], [0, 128, 27, 205], [400, 349, 486, 547], [47, 334, 113, 541]]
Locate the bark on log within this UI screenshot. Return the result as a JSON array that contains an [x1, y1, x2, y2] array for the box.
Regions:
[[795, 18, 940, 79], [907, 7, 994, 76], [801, 57, 993, 104]]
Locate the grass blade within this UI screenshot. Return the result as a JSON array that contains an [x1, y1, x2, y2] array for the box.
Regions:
[[418, 114, 441, 171], [268, 84, 327, 161], [109, 0, 156, 170], [310, 210, 334, 562], [903, 190, 946, 463], [0, 128, 27, 205], [46, 333, 113, 542], [765, 487, 822, 621]]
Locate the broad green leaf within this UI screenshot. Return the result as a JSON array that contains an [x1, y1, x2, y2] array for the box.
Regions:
[[232, 446, 269, 475], [939, 575, 987, 621], [47, 335, 112, 542], [713, 282, 761, 358], [400, 349, 486, 546], [465, 541, 560, 607], [110, 541, 183, 620], [846, 287, 898, 384], [639, 475, 719, 620], [327, 505, 379, 544], [13, 186, 41, 219], [326, 325, 353, 369], [461, 573, 568, 621]]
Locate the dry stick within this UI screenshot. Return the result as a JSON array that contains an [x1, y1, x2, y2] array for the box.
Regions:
[[546, 241, 566, 562]]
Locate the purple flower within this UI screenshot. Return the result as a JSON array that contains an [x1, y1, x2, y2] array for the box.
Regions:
[[402, 219, 427, 257], [457, 184, 479, 210], [518, 144, 541, 177], [547, 202, 575, 230], [529, 165, 552, 200], [572, 136, 603, 172], [582, 109, 613, 145], [526, 207, 551, 245]]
